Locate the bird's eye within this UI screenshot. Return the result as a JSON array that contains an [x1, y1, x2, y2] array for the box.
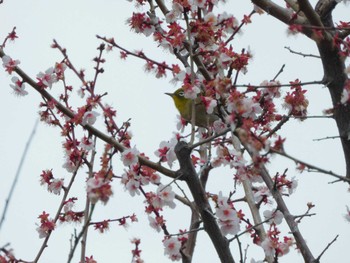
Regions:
[[178, 91, 184, 97]]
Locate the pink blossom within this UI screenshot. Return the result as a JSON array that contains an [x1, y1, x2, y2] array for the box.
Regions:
[[2, 55, 20, 74], [165, 3, 183, 23], [183, 84, 201, 100], [201, 96, 217, 114], [48, 178, 64, 195], [125, 178, 141, 196], [253, 186, 271, 203], [163, 237, 181, 261], [215, 192, 241, 235], [80, 136, 94, 151], [37, 67, 57, 88], [10, 76, 28, 96], [263, 210, 284, 225], [86, 175, 113, 204], [82, 111, 100, 126], [127, 12, 155, 36], [154, 138, 177, 167], [288, 177, 298, 195], [62, 159, 78, 173], [217, 12, 238, 34], [260, 80, 281, 99], [36, 212, 55, 238], [121, 146, 140, 166], [261, 238, 275, 258], [148, 215, 161, 232], [155, 184, 176, 209]]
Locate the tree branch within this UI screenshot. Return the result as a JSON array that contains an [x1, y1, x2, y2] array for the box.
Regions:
[[239, 140, 316, 262], [297, 0, 323, 27], [174, 141, 234, 263], [0, 48, 176, 180]]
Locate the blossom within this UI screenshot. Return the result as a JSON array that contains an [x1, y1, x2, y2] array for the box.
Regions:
[[80, 136, 94, 151], [261, 238, 275, 258], [127, 12, 155, 36], [37, 67, 57, 88], [154, 138, 177, 167], [149, 184, 176, 210], [121, 146, 140, 166], [253, 186, 271, 203], [215, 192, 241, 236], [62, 159, 78, 173], [10, 76, 28, 96], [287, 177, 298, 195], [82, 111, 100, 126], [47, 178, 64, 195], [86, 175, 113, 204], [163, 237, 181, 261], [263, 210, 284, 225], [148, 215, 163, 232], [84, 256, 97, 263], [260, 80, 281, 99], [182, 84, 201, 100], [201, 96, 217, 114], [36, 211, 55, 238], [125, 178, 141, 196], [165, 3, 183, 23], [54, 62, 67, 79], [2, 55, 20, 74]]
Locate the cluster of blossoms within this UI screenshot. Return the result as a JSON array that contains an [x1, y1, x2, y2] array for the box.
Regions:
[[86, 173, 113, 204], [2, 55, 28, 96], [59, 198, 84, 223], [283, 79, 309, 118], [120, 147, 163, 197], [40, 169, 64, 195], [214, 192, 241, 236], [36, 211, 55, 238], [260, 225, 294, 258]]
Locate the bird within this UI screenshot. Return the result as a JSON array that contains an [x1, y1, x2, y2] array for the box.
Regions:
[[165, 88, 219, 128]]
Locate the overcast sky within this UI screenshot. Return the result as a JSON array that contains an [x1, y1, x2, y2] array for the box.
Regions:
[[0, 1, 349, 262]]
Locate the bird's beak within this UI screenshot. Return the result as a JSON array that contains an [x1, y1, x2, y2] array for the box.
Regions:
[[165, 92, 173, 97]]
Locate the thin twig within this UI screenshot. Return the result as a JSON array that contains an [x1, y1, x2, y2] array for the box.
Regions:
[[271, 149, 350, 183], [272, 64, 285, 81], [313, 135, 340, 141], [0, 119, 39, 232], [284, 46, 321, 58], [316, 235, 339, 262], [234, 80, 324, 88]]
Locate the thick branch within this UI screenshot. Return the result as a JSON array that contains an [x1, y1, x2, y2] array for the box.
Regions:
[[298, 0, 323, 27], [175, 141, 234, 263], [240, 142, 316, 262], [251, 0, 305, 25], [313, 1, 350, 179]]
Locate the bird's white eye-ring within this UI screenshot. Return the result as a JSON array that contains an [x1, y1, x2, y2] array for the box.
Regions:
[[178, 91, 184, 97]]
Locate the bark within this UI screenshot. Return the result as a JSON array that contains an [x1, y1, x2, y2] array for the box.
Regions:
[[251, 0, 350, 179], [314, 0, 350, 179], [174, 141, 235, 263]]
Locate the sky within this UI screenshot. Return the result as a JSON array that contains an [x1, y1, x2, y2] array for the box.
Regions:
[[0, 0, 349, 262]]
